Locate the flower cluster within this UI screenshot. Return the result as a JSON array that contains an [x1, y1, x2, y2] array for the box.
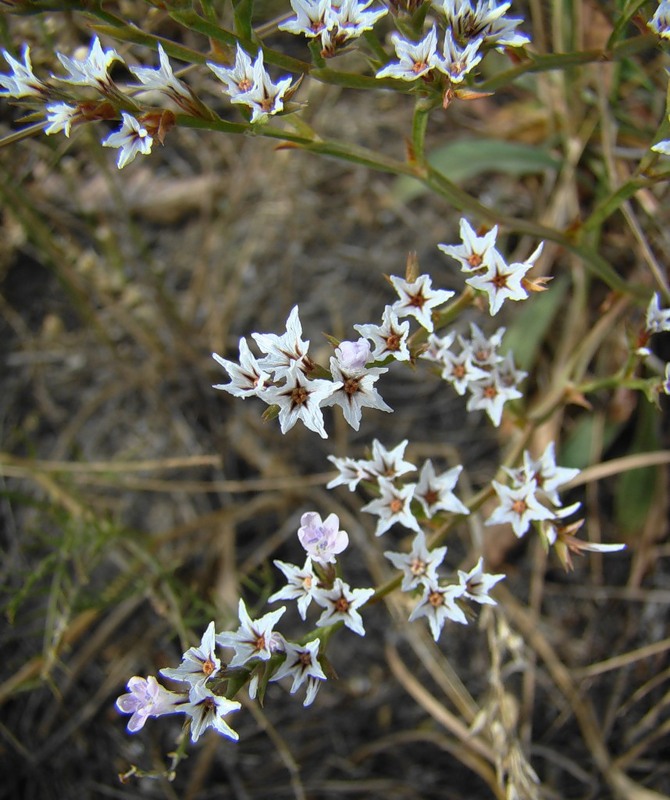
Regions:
[[212, 306, 393, 437], [208, 45, 294, 124], [439, 218, 545, 316], [280, 0, 389, 57], [485, 441, 625, 569], [376, 0, 529, 103], [421, 322, 525, 426]]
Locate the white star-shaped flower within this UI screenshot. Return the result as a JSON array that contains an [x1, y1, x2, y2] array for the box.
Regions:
[[384, 530, 447, 592], [413, 460, 469, 518], [269, 557, 318, 620], [420, 331, 456, 364], [325, 0, 388, 48], [354, 305, 411, 362], [506, 442, 579, 506], [212, 338, 271, 398], [466, 373, 521, 427], [321, 358, 392, 431], [262, 364, 340, 438], [440, 348, 488, 396], [409, 581, 467, 641], [313, 578, 374, 636], [376, 26, 441, 81], [363, 439, 416, 480], [252, 305, 311, 378], [389, 274, 454, 332], [183, 683, 241, 743], [279, 0, 336, 37], [271, 639, 327, 706], [436, 30, 483, 83], [232, 51, 293, 124], [216, 599, 286, 668], [459, 322, 505, 367], [438, 218, 499, 273], [102, 113, 153, 169], [0, 45, 46, 98], [649, 0, 670, 38], [486, 479, 555, 538], [44, 102, 79, 138], [326, 454, 368, 491], [466, 249, 531, 316], [457, 557, 505, 605], [160, 621, 222, 688], [129, 42, 191, 101], [54, 36, 123, 88], [645, 292, 670, 333], [362, 477, 421, 536], [208, 44, 255, 97]]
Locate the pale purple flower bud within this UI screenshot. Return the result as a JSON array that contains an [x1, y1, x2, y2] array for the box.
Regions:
[[334, 338, 371, 372], [297, 511, 349, 564], [116, 675, 185, 733]]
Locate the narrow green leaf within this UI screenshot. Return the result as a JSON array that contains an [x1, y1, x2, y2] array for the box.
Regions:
[[393, 139, 560, 202]]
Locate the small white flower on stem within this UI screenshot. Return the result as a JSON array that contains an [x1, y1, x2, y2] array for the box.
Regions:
[[440, 348, 488, 396], [324, 0, 388, 50], [663, 362, 670, 395], [354, 305, 411, 362], [457, 557, 505, 605], [216, 599, 286, 668], [389, 274, 454, 332], [384, 530, 447, 591], [232, 51, 293, 124], [183, 683, 241, 743], [279, 0, 336, 38], [437, 0, 530, 50], [436, 30, 483, 84], [409, 581, 467, 641], [413, 460, 469, 518], [116, 675, 186, 733], [252, 305, 312, 378], [271, 639, 327, 706], [486, 479, 554, 538], [376, 26, 441, 81], [129, 43, 191, 102], [44, 102, 79, 137], [459, 322, 505, 367], [0, 46, 47, 98], [160, 621, 221, 688], [363, 439, 416, 480], [326, 454, 368, 491], [208, 44, 256, 97], [321, 357, 392, 431], [262, 364, 340, 438], [362, 477, 421, 536], [506, 442, 579, 506], [466, 249, 531, 316], [438, 218, 499, 273], [54, 36, 123, 89], [212, 338, 271, 398], [102, 113, 153, 169], [269, 557, 318, 619], [645, 292, 670, 333], [297, 511, 349, 565], [651, 137, 670, 155], [649, 0, 670, 38], [313, 578, 374, 636], [493, 350, 527, 392], [467, 373, 520, 427], [420, 331, 456, 364]]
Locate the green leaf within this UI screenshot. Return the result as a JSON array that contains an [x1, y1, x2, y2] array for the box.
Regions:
[[615, 401, 661, 532], [560, 415, 623, 471], [233, 0, 255, 42], [393, 139, 560, 202]]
